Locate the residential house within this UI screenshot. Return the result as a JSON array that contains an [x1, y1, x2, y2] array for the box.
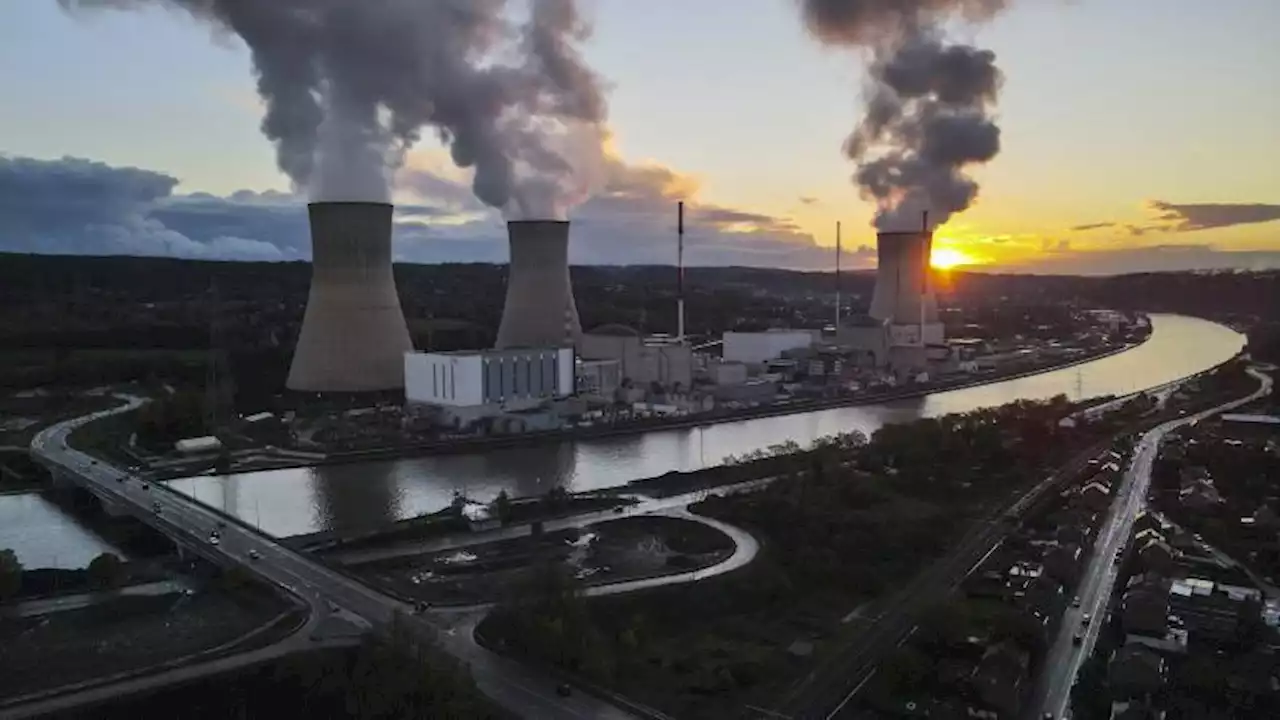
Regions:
[[1179, 479, 1223, 511], [1045, 543, 1085, 587], [1108, 645, 1165, 699], [1079, 481, 1113, 513], [1137, 536, 1177, 575], [1123, 578, 1171, 638]]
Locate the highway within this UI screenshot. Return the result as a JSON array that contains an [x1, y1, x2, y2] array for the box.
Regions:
[[22, 394, 764, 720], [1027, 365, 1273, 720]]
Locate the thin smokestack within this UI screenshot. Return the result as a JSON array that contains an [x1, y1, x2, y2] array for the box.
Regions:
[[677, 201, 686, 342], [835, 221, 842, 329]]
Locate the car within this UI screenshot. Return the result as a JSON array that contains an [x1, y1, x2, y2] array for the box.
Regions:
[[209, 534, 220, 546], [1044, 713, 1057, 720], [1071, 596, 1081, 608], [1113, 555, 1122, 565], [116, 476, 125, 484], [612, 505, 625, 514], [141, 483, 150, 492], [152, 502, 162, 514], [1082, 613, 1092, 625], [1072, 633, 1083, 646], [555, 683, 572, 697], [248, 549, 261, 561]]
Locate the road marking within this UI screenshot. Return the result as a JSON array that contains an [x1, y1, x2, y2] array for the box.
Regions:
[[826, 668, 876, 719]]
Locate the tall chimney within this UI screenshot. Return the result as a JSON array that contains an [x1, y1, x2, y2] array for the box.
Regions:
[[496, 220, 581, 349], [835, 221, 842, 329], [677, 201, 686, 343], [287, 202, 414, 392]]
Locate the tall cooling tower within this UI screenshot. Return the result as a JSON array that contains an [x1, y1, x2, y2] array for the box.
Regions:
[[495, 220, 581, 349], [286, 202, 414, 392], [869, 231, 939, 326]]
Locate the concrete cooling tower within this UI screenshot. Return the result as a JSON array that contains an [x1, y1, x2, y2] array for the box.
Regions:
[[286, 202, 414, 392], [869, 230, 944, 359], [870, 231, 940, 326], [495, 220, 582, 349]]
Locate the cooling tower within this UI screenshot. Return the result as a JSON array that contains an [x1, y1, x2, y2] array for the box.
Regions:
[[495, 220, 582, 349], [869, 231, 940, 326], [286, 202, 414, 392]]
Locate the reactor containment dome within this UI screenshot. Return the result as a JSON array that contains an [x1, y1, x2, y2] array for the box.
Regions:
[[286, 202, 414, 392]]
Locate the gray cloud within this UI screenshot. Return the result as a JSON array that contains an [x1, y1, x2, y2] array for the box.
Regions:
[[1148, 201, 1280, 233], [1070, 201, 1280, 239], [994, 244, 1280, 276], [0, 154, 849, 269], [1070, 222, 1114, 232], [799, 196, 819, 205]]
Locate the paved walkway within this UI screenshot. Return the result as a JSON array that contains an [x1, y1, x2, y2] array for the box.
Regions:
[[4, 581, 189, 619]]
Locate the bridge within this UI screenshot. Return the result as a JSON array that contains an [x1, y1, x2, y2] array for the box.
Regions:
[[19, 395, 642, 720]]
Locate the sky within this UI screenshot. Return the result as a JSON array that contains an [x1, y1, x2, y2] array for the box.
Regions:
[[1, 0, 1278, 274]]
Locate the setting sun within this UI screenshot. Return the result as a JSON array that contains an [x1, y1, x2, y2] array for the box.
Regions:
[[931, 247, 977, 270]]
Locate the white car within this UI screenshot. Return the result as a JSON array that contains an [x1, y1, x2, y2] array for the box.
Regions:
[[248, 549, 261, 561]]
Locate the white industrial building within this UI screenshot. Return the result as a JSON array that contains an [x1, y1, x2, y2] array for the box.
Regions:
[[576, 358, 622, 399], [722, 330, 818, 365], [404, 347, 575, 427]]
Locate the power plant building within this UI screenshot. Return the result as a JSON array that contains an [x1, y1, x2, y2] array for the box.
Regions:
[[495, 220, 582, 350], [287, 202, 414, 393], [722, 330, 819, 365], [404, 347, 575, 426], [579, 330, 693, 390]]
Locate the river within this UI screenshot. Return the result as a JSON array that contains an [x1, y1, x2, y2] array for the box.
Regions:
[[167, 314, 1244, 539]]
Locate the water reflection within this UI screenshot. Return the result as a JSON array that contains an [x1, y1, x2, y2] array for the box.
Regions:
[[0, 494, 125, 568], [172, 314, 1244, 538]]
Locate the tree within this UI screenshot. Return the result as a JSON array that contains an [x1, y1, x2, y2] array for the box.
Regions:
[[490, 490, 512, 524], [0, 548, 23, 601], [87, 552, 126, 590]]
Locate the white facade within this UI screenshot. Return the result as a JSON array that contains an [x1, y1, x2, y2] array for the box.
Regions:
[[722, 330, 816, 365], [405, 348, 574, 408]]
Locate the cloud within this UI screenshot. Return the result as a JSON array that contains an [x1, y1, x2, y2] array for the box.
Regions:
[[991, 243, 1280, 276], [1147, 201, 1280, 233], [394, 154, 849, 268], [0, 153, 846, 269], [0, 154, 306, 261], [798, 196, 819, 205], [1069, 200, 1280, 239]]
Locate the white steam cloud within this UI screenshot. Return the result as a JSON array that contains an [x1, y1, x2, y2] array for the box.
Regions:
[[59, 0, 609, 219]]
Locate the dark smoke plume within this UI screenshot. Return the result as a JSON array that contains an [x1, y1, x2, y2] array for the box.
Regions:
[[801, 0, 1009, 230], [59, 0, 608, 218]]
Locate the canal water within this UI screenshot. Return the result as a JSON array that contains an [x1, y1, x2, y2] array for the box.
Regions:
[[168, 314, 1244, 538], [0, 493, 128, 569]]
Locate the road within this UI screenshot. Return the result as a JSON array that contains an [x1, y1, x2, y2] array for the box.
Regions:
[[22, 394, 763, 720], [1028, 366, 1273, 720], [766, 433, 1124, 720]]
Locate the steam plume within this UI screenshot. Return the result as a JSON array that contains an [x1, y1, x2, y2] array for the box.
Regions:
[[59, 0, 608, 218], [801, 0, 1009, 230]]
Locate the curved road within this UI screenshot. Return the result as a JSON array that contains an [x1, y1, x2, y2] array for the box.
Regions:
[[21, 394, 762, 720], [1028, 365, 1273, 720]]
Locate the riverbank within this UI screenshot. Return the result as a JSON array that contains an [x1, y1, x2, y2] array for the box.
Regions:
[[159, 337, 1144, 482]]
